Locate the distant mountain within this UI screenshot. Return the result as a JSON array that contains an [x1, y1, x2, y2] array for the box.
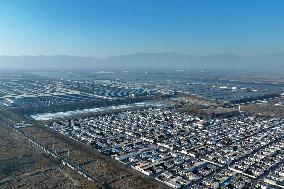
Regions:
[[0, 53, 284, 73], [103, 53, 244, 70]]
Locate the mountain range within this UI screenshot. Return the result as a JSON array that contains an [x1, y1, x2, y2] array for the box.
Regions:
[[0, 52, 284, 73]]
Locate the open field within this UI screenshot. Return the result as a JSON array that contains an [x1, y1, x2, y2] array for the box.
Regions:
[[0, 121, 100, 189], [242, 96, 284, 117]]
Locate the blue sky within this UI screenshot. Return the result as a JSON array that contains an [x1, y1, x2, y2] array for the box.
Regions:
[[0, 0, 283, 57]]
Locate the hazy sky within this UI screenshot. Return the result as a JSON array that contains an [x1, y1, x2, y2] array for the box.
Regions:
[[0, 0, 284, 57]]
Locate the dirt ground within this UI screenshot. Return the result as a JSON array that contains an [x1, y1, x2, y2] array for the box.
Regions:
[[0, 123, 100, 189]]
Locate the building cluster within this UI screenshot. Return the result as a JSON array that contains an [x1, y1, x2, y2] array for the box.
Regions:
[[0, 79, 162, 108], [261, 164, 284, 188], [190, 169, 253, 189], [231, 140, 284, 178], [48, 108, 284, 188], [64, 79, 163, 99], [154, 78, 282, 103]]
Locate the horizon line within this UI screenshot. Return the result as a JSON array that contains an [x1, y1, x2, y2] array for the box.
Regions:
[[0, 51, 284, 59]]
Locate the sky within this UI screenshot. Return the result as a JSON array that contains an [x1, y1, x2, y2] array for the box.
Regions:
[[0, 0, 284, 57]]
